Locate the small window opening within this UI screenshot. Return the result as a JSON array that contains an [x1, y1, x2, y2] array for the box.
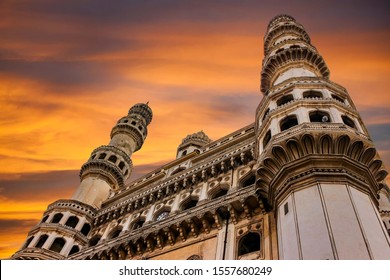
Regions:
[[68, 245, 80, 256], [65, 216, 79, 228], [182, 199, 198, 211], [277, 94, 294, 106], [242, 174, 256, 188], [81, 223, 91, 236], [49, 237, 66, 253], [303, 90, 323, 98], [212, 188, 228, 199], [41, 215, 49, 223], [88, 235, 101, 247], [51, 213, 63, 224], [98, 153, 106, 160], [109, 228, 122, 239], [332, 94, 345, 103], [263, 130, 271, 148], [108, 155, 117, 163], [284, 202, 289, 215], [342, 116, 356, 128], [309, 111, 330, 123], [238, 232, 261, 256], [23, 236, 34, 249], [132, 220, 145, 230], [262, 108, 270, 121], [280, 115, 298, 131], [35, 234, 48, 249]]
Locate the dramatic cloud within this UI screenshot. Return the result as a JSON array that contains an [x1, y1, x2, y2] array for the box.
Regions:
[[0, 0, 389, 258]]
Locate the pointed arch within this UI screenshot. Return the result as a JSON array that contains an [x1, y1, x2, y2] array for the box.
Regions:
[[272, 146, 289, 166], [360, 147, 376, 165], [375, 170, 388, 181], [336, 135, 350, 155], [301, 134, 315, 154], [263, 158, 280, 174], [369, 160, 382, 175], [348, 141, 364, 160], [286, 139, 302, 160], [318, 134, 333, 154]]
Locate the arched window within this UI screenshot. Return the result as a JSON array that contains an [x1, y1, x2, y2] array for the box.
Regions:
[[68, 245, 80, 256], [131, 121, 136, 125], [309, 111, 331, 123], [49, 237, 66, 253], [131, 220, 145, 230], [182, 150, 187, 156], [280, 115, 298, 131], [108, 227, 122, 239], [342, 115, 356, 128], [277, 94, 294, 106], [81, 223, 91, 236], [331, 94, 344, 103], [35, 234, 48, 248], [124, 169, 129, 176], [187, 255, 202, 260], [156, 211, 169, 221], [241, 174, 256, 188], [238, 232, 261, 256], [303, 90, 323, 98], [51, 213, 63, 224], [88, 235, 101, 247], [211, 188, 228, 199], [65, 216, 79, 228], [182, 199, 198, 211], [23, 236, 34, 249], [263, 130, 271, 148], [262, 108, 270, 121], [118, 161, 125, 170], [108, 155, 117, 163], [41, 215, 49, 223], [98, 153, 106, 160]]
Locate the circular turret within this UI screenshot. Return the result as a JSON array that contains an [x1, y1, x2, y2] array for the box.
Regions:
[[128, 103, 153, 125]]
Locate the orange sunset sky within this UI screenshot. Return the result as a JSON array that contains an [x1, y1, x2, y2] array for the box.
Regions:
[[0, 0, 389, 259]]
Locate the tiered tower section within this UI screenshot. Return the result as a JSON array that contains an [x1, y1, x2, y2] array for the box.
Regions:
[[72, 103, 153, 208], [12, 103, 152, 259], [255, 15, 390, 259]]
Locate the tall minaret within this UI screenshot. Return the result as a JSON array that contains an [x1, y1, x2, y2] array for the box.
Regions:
[[72, 103, 153, 208], [255, 15, 390, 259], [12, 103, 152, 260]]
